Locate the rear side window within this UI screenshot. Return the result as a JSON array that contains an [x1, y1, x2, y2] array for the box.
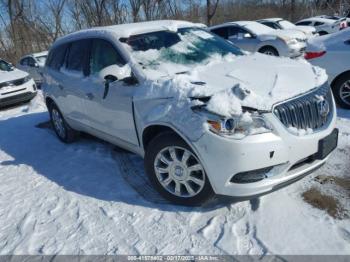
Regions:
[[314, 22, 324, 26], [66, 40, 91, 72], [296, 21, 312, 26], [47, 44, 68, 70], [211, 27, 229, 39], [90, 39, 125, 75]]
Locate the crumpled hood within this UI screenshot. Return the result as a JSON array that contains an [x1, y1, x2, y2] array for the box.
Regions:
[[0, 69, 28, 84], [184, 54, 327, 111]]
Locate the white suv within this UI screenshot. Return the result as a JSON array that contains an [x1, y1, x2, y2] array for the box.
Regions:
[[0, 59, 37, 107], [43, 20, 338, 205], [17, 51, 48, 85]]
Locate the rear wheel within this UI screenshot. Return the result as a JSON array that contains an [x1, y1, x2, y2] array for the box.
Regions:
[[332, 73, 350, 109], [49, 103, 79, 143], [144, 132, 214, 205], [259, 46, 279, 56]]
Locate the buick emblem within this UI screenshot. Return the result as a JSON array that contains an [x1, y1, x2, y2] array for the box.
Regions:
[[317, 98, 330, 118]]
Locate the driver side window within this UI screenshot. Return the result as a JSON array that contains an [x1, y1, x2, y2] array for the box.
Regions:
[[90, 39, 125, 75], [228, 27, 251, 39]]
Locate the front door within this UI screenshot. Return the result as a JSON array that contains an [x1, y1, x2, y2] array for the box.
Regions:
[[83, 38, 139, 146]]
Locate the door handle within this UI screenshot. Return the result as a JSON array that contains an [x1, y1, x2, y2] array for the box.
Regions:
[[85, 92, 94, 100]]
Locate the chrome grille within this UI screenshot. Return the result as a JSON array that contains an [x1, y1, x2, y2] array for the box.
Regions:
[[273, 84, 333, 131]]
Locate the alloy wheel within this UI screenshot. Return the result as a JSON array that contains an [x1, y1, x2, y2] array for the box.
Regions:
[[340, 80, 350, 106], [154, 146, 205, 198], [51, 108, 66, 139]]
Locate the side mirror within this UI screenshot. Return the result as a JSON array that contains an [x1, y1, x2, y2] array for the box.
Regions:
[[98, 64, 132, 83], [34, 62, 39, 68]]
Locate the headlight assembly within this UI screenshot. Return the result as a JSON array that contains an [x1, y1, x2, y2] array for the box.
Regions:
[[195, 108, 273, 139]]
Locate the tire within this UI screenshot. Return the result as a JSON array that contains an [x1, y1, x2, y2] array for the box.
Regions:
[[331, 73, 350, 109], [144, 132, 214, 206], [49, 103, 79, 143], [258, 46, 279, 56]]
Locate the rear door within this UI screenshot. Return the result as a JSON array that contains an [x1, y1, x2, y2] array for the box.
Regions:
[[83, 38, 139, 146], [58, 39, 92, 127]]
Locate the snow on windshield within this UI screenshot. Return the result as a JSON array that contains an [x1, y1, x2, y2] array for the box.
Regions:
[[125, 27, 243, 79], [279, 20, 296, 29], [36, 55, 47, 66]]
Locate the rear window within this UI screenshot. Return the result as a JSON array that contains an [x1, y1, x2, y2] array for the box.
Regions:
[[46, 44, 69, 70], [66, 40, 90, 72]]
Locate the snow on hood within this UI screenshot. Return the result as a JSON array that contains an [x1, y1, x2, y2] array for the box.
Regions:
[[261, 29, 307, 41], [133, 53, 327, 116], [0, 68, 28, 84]]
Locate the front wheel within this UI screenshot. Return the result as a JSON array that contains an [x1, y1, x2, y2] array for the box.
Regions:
[[258, 46, 279, 56], [332, 73, 350, 109], [144, 133, 214, 205]]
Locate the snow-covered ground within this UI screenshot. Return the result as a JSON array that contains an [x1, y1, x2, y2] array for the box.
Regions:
[[0, 92, 349, 255]]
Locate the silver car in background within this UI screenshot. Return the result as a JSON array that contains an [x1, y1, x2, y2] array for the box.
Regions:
[[17, 51, 48, 85], [257, 18, 317, 39], [209, 21, 306, 57]]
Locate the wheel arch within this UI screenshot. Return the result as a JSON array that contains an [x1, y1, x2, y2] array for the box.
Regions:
[[330, 70, 350, 88], [142, 124, 189, 151]]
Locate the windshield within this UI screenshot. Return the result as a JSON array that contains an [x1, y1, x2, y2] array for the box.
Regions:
[[0, 59, 13, 71], [124, 27, 243, 77], [279, 20, 296, 29], [36, 55, 47, 66]]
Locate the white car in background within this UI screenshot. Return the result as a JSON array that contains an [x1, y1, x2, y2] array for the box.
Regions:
[[257, 18, 317, 39], [0, 59, 37, 107], [296, 17, 347, 35], [305, 28, 350, 109], [209, 21, 306, 57], [17, 51, 48, 85]]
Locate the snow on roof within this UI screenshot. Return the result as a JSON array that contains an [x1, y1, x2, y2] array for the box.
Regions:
[[210, 21, 274, 35], [53, 20, 205, 48], [258, 18, 283, 22], [298, 17, 336, 24]]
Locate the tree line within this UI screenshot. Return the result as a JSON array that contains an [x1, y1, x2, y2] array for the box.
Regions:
[[0, 0, 349, 63]]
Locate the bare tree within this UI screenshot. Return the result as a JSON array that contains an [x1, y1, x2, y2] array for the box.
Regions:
[[206, 0, 220, 25]]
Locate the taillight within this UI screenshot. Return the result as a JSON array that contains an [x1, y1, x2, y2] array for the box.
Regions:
[[304, 51, 326, 60]]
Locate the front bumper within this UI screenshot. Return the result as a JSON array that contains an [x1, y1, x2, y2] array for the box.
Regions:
[[192, 109, 337, 197], [0, 79, 37, 107]]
